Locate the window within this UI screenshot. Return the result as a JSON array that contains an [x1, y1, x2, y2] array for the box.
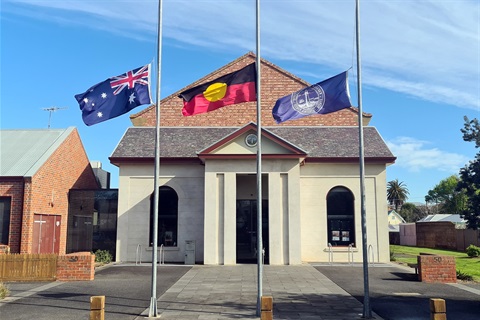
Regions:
[[327, 187, 355, 246], [0, 197, 11, 245], [150, 186, 178, 247]]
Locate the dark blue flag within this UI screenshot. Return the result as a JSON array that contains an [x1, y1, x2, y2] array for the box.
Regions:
[[272, 71, 352, 124], [75, 64, 152, 126]]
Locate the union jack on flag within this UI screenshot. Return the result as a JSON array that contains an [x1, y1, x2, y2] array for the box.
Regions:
[[110, 64, 150, 95], [75, 64, 152, 126]]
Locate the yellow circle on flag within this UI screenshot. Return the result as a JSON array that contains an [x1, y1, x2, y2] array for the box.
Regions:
[[203, 82, 227, 102]]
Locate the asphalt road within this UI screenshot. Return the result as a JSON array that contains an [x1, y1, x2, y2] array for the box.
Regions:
[[0, 264, 191, 320], [314, 263, 480, 320]]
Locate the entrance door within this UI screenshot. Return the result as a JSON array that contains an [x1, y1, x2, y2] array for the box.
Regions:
[[32, 214, 61, 254], [236, 200, 269, 264]]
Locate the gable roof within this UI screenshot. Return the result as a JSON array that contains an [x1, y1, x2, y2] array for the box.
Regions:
[[0, 127, 75, 177], [109, 124, 396, 165], [197, 122, 308, 161], [130, 52, 372, 127], [388, 210, 406, 224]]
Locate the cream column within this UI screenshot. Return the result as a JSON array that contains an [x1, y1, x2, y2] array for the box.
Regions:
[[268, 172, 286, 265], [223, 172, 236, 264], [204, 171, 219, 264], [288, 165, 302, 264]]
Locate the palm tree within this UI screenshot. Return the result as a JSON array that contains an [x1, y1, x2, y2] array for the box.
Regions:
[[387, 179, 409, 211]]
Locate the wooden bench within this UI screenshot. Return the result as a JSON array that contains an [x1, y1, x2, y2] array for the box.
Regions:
[[407, 263, 418, 275]]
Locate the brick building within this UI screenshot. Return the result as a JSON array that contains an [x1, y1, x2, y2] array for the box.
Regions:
[[110, 52, 396, 265], [0, 127, 98, 254]]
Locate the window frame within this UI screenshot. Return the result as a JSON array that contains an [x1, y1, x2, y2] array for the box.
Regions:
[[149, 186, 178, 247]]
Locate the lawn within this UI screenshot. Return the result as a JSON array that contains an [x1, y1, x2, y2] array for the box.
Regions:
[[390, 245, 480, 282]]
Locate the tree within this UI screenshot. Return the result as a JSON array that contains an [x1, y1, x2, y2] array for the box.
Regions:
[[425, 175, 467, 215], [457, 116, 480, 229], [387, 179, 409, 211], [399, 202, 426, 222]]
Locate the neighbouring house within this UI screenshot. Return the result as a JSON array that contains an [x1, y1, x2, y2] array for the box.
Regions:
[[388, 210, 406, 228], [110, 52, 396, 265], [0, 127, 99, 254], [388, 210, 406, 244], [418, 214, 467, 229]]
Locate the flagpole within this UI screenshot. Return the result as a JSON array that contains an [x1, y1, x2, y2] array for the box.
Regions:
[[148, 0, 163, 317], [355, 0, 372, 318], [255, 0, 263, 316]]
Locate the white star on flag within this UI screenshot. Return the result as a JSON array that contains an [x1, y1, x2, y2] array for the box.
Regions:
[[129, 93, 136, 103]]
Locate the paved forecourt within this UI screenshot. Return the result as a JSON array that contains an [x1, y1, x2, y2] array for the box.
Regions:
[[137, 264, 380, 320]]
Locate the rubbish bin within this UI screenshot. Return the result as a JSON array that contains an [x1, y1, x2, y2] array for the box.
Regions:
[[185, 240, 195, 265]]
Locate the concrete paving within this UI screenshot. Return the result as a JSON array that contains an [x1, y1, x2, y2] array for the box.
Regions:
[[136, 264, 380, 320], [3, 262, 479, 319]]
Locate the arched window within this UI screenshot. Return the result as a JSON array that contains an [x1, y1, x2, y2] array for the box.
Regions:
[[150, 186, 178, 247], [327, 186, 355, 246]]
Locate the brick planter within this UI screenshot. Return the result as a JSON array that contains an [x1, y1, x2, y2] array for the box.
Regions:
[[56, 252, 95, 281], [418, 253, 456, 283]]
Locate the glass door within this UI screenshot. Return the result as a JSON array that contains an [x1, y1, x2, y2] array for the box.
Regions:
[[236, 200, 269, 264]]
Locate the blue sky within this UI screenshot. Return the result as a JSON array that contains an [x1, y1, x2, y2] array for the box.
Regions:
[[1, 0, 479, 204]]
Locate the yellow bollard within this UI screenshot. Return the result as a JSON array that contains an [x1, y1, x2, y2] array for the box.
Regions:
[[430, 298, 446, 320], [261, 296, 273, 320], [90, 295, 105, 320]]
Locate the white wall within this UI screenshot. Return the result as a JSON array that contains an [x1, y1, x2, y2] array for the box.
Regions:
[[116, 163, 205, 263], [299, 163, 390, 263]]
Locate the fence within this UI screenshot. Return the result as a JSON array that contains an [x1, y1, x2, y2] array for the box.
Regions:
[[0, 254, 57, 281], [399, 222, 480, 251]]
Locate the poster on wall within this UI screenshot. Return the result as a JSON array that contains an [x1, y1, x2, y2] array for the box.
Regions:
[[342, 231, 350, 242], [332, 230, 340, 241]]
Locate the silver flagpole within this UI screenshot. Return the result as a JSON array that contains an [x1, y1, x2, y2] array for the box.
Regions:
[[255, 0, 263, 317], [355, 0, 372, 318], [149, 0, 163, 317]]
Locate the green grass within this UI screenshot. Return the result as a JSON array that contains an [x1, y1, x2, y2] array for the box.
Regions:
[[390, 245, 480, 282]]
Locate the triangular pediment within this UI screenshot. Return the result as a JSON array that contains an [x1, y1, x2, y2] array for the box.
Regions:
[[198, 123, 307, 161]]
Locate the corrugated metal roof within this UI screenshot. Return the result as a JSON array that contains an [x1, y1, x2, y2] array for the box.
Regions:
[[0, 127, 75, 177]]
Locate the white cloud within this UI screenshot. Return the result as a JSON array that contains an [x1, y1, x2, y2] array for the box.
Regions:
[[387, 137, 469, 173], [4, 0, 480, 110]]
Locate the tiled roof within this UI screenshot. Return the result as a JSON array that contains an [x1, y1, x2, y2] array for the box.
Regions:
[[110, 125, 395, 163]]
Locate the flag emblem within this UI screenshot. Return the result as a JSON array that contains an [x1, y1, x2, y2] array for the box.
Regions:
[[179, 63, 257, 116], [291, 85, 325, 115], [110, 65, 150, 95]]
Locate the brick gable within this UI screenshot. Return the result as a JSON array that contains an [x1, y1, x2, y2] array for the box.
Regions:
[[130, 52, 371, 127]]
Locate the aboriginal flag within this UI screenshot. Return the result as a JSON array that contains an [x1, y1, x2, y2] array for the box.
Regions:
[[179, 63, 257, 116]]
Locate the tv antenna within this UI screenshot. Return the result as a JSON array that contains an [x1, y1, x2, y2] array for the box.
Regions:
[[42, 107, 68, 128]]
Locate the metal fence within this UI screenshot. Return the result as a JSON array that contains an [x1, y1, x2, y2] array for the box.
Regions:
[[0, 254, 57, 281]]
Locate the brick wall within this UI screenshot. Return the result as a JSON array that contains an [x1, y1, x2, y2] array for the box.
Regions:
[[418, 254, 456, 283], [131, 53, 371, 128], [56, 252, 95, 281], [0, 178, 25, 253], [416, 222, 457, 250], [21, 128, 99, 254]]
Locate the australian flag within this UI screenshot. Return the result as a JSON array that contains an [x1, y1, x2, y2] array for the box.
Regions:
[[272, 71, 352, 124], [75, 64, 152, 126]]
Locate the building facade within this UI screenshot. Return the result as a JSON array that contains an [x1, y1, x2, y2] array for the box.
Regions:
[[110, 53, 396, 265], [0, 127, 99, 254]]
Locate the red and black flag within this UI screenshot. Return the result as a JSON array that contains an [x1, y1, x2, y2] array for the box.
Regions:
[[179, 63, 257, 116]]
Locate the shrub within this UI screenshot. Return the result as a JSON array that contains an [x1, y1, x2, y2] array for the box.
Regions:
[[466, 245, 480, 258], [94, 249, 113, 264], [457, 270, 473, 281], [389, 247, 396, 261], [0, 282, 9, 300]]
